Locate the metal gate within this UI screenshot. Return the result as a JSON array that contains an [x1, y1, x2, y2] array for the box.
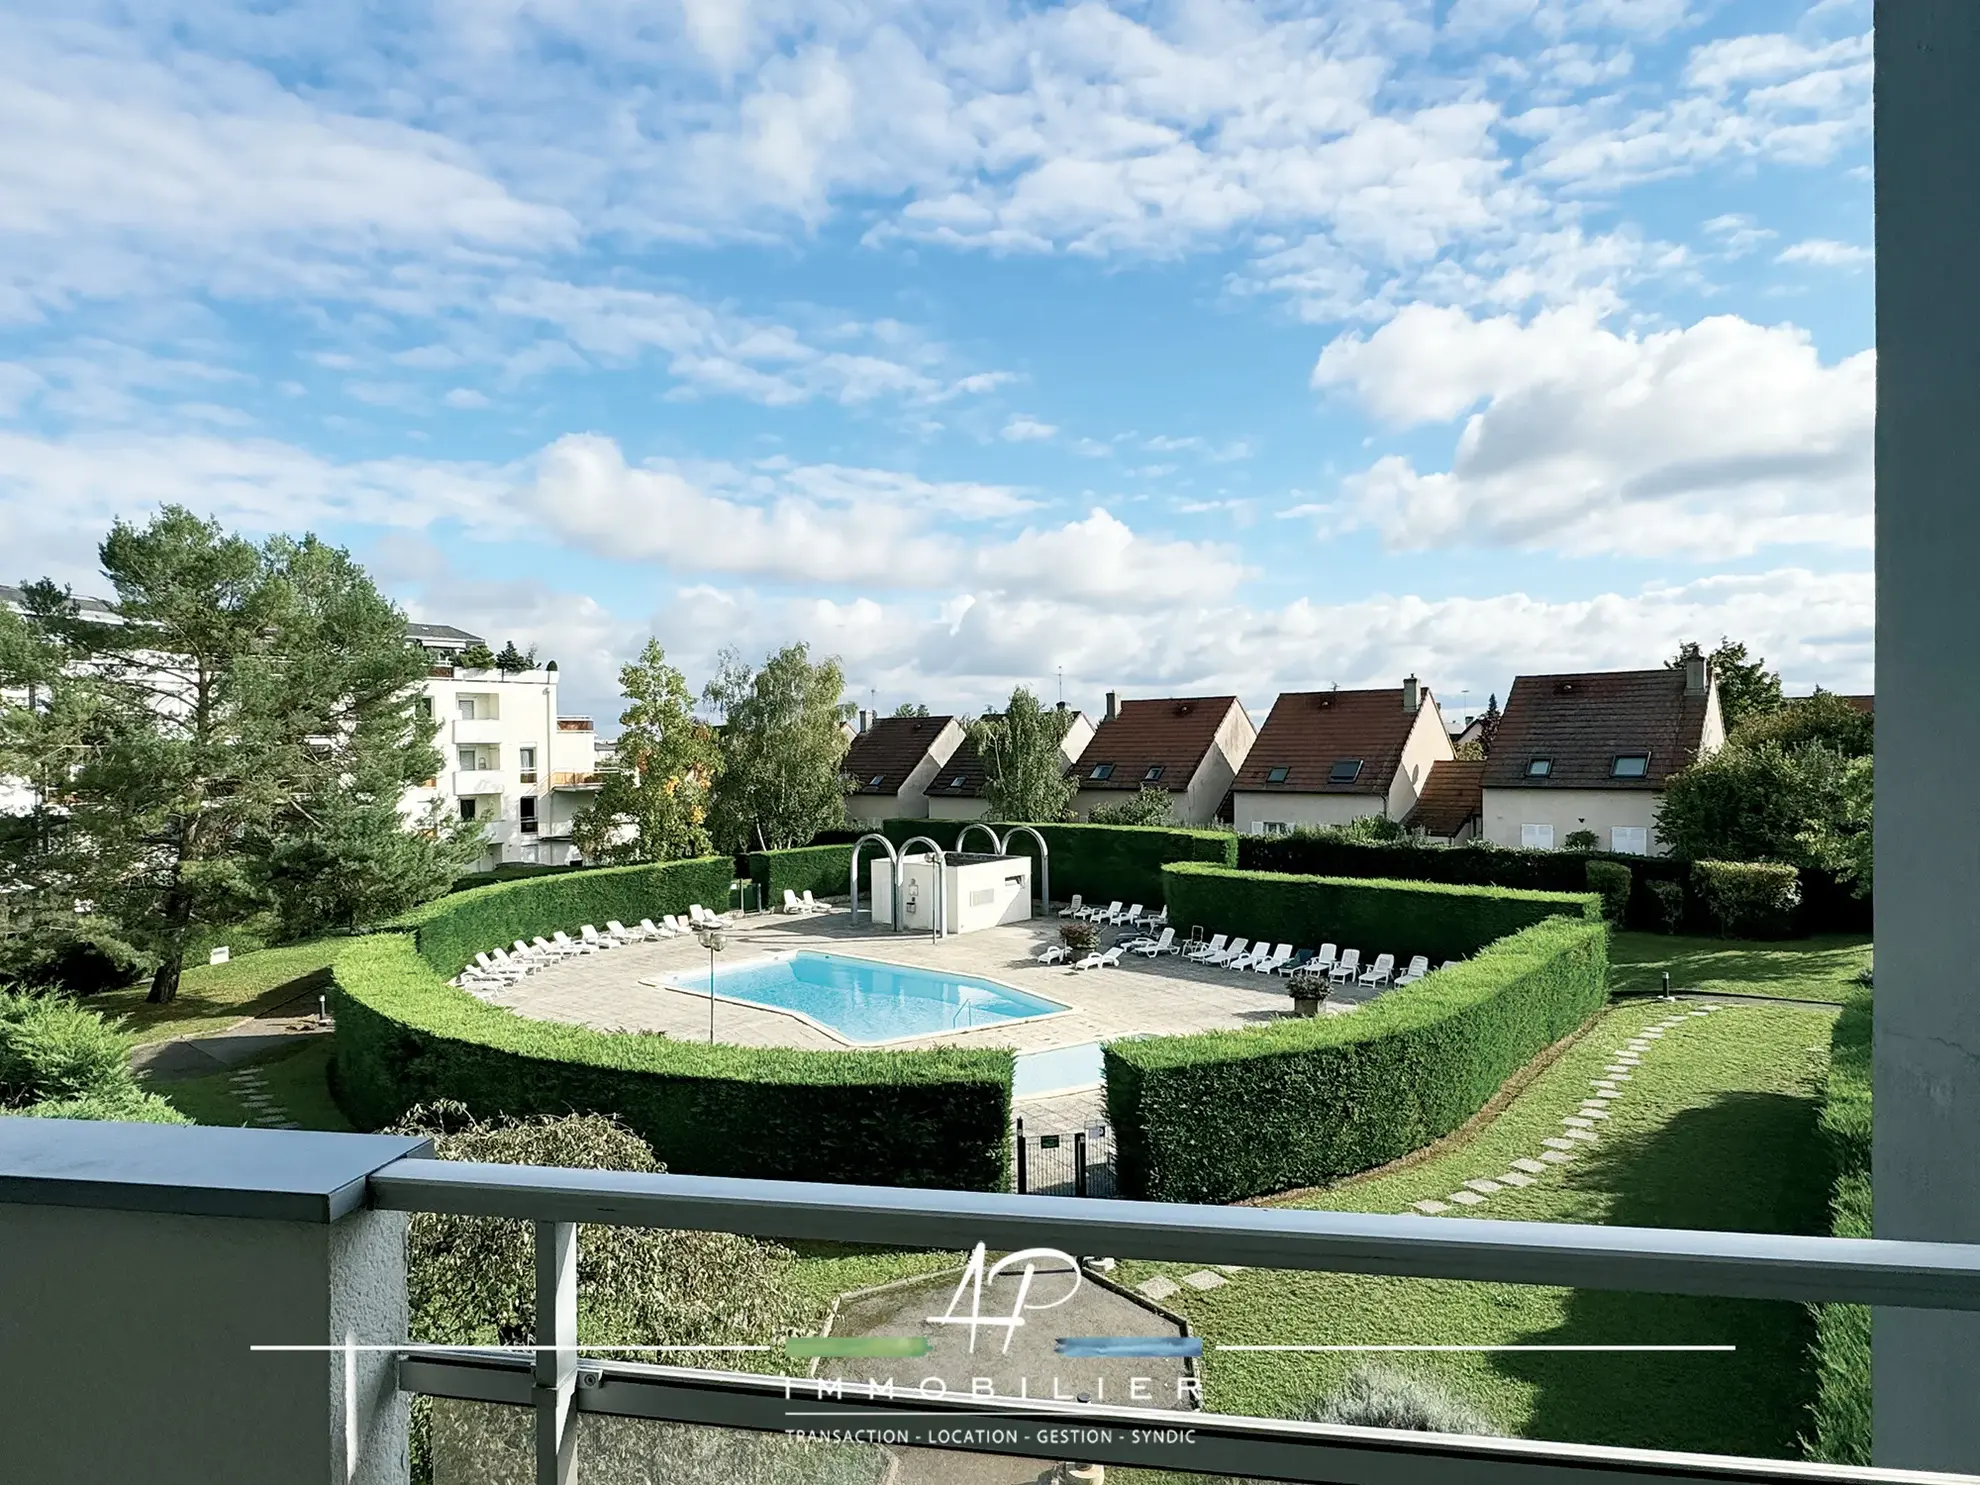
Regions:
[[1012, 1116, 1116, 1198]]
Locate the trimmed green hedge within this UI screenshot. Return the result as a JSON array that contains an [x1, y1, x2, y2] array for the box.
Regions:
[[872, 818, 1237, 910], [1805, 989, 1871, 1465], [748, 844, 855, 907], [1161, 862, 1601, 964], [395, 858, 738, 978], [1692, 859, 1802, 939], [1234, 833, 1871, 936], [1104, 915, 1609, 1203], [337, 858, 1012, 1189]]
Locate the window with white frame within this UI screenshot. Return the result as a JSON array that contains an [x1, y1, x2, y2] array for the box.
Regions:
[[1611, 826, 1648, 855], [1521, 823, 1555, 849], [457, 697, 476, 721], [456, 746, 478, 771]]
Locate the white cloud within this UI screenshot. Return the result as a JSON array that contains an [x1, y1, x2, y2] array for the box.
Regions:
[[442, 387, 489, 409], [1777, 238, 1872, 268], [1312, 305, 1873, 556], [1000, 415, 1057, 443]]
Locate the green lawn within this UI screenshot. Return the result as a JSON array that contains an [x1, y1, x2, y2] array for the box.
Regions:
[[96, 940, 341, 1045], [1114, 998, 1838, 1458], [153, 1038, 354, 1132], [1609, 932, 1870, 1003]]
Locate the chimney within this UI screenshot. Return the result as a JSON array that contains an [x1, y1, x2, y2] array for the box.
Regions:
[[858, 709, 873, 734], [1683, 657, 1708, 697], [1104, 690, 1118, 723], [1402, 674, 1421, 714]]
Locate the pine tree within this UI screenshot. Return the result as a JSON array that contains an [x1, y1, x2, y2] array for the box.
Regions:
[[493, 639, 537, 674], [1479, 693, 1501, 756], [0, 508, 476, 1001]]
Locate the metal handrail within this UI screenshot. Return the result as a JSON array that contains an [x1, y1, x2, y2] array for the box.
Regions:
[[368, 1161, 1980, 1312]]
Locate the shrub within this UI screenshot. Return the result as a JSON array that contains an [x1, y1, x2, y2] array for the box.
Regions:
[[0, 990, 189, 1124], [1104, 916, 1608, 1202], [1089, 787, 1176, 826], [1646, 878, 1686, 934], [1692, 860, 1802, 939], [1563, 828, 1599, 852], [1059, 922, 1099, 954], [876, 819, 1237, 912], [747, 843, 855, 907], [1160, 862, 1601, 965], [0, 923, 147, 996], [1804, 991, 1870, 1465], [1584, 860, 1632, 923], [333, 862, 1013, 1189], [1310, 1367, 1491, 1434]]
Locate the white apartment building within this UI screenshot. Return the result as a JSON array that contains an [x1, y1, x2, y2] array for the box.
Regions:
[[404, 625, 605, 872]]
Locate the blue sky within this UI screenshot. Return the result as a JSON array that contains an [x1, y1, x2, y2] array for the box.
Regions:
[[0, 0, 1873, 731]]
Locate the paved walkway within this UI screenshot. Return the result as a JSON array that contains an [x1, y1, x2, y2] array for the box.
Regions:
[[483, 911, 1382, 1058], [132, 989, 334, 1081]]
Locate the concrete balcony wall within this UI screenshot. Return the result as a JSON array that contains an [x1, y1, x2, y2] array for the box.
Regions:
[[450, 718, 505, 745], [452, 769, 506, 796]]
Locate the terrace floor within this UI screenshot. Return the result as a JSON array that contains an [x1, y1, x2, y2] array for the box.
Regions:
[[482, 909, 1389, 1109]]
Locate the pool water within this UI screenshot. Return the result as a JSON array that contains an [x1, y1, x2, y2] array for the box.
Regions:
[[669, 951, 1068, 1044], [1013, 1042, 1105, 1098]]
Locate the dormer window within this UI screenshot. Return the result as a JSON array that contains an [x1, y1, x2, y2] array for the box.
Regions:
[[868, 774, 885, 788], [1526, 757, 1553, 779], [1611, 752, 1650, 779], [1143, 765, 1164, 782], [1328, 758, 1363, 784], [1089, 763, 1115, 781], [1266, 765, 1290, 783]]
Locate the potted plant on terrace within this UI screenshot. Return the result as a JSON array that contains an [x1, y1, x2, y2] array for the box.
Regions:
[[1060, 921, 1099, 956], [1287, 965, 1326, 1018]]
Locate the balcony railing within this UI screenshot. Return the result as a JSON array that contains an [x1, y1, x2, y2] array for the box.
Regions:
[[550, 771, 601, 788], [7, 1120, 1977, 1485]]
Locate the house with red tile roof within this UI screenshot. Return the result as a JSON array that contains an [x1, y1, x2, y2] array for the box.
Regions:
[[841, 713, 966, 824], [1068, 693, 1256, 826], [926, 707, 1097, 821], [1480, 658, 1726, 855], [1230, 677, 1455, 836]]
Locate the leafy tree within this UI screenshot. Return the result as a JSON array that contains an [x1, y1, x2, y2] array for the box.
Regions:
[[1799, 754, 1874, 898], [971, 687, 1076, 822], [492, 639, 537, 674], [1089, 787, 1175, 826], [1656, 740, 1854, 867], [571, 639, 719, 863], [1670, 636, 1783, 733], [0, 508, 469, 1002], [703, 643, 853, 851], [891, 701, 930, 717], [1478, 694, 1500, 756], [1563, 828, 1599, 851], [1453, 738, 1486, 761], [456, 640, 497, 669], [1732, 688, 1873, 758], [1292, 813, 1408, 845]]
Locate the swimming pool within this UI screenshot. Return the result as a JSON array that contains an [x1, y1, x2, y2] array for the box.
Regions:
[[661, 951, 1069, 1045]]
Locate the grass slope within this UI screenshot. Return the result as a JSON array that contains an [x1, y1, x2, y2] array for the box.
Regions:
[[1609, 933, 1870, 1003], [154, 1039, 354, 1132], [1114, 998, 1837, 1458], [96, 941, 339, 1044]]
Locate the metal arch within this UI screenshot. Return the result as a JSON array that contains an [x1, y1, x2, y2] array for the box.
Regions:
[[897, 834, 949, 938], [956, 821, 1001, 855], [847, 833, 897, 924], [997, 824, 1051, 919]]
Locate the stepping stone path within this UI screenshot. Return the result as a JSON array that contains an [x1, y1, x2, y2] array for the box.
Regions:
[[1181, 1270, 1227, 1291], [1401, 1005, 1711, 1218], [227, 1067, 300, 1130], [1137, 1275, 1180, 1301]]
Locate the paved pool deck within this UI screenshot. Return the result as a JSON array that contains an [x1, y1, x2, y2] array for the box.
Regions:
[[482, 910, 1384, 1096]]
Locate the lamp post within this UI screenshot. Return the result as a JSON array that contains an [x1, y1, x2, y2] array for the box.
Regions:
[[694, 926, 725, 1043]]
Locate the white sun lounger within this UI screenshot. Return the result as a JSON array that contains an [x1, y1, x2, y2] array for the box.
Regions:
[[1328, 948, 1361, 984], [1131, 927, 1178, 957], [1073, 945, 1126, 971], [1057, 895, 1085, 919], [1035, 944, 1070, 965], [1185, 934, 1228, 963], [1359, 952, 1396, 987], [605, 920, 641, 944], [689, 903, 732, 929], [552, 931, 594, 956], [580, 925, 615, 951], [1395, 955, 1431, 985], [1106, 902, 1143, 925], [1253, 943, 1293, 974], [1204, 937, 1250, 967]]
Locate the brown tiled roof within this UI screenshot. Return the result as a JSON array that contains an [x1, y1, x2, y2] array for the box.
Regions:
[[930, 730, 991, 799], [1071, 697, 1241, 793], [843, 715, 955, 795], [1403, 759, 1485, 837], [1840, 694, 1874, 714], [1482, 669, 1711, 791], [1233, 688, 1427, 795]]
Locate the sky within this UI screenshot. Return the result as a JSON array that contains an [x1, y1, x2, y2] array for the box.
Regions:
[[0, 0, 1874, 732]]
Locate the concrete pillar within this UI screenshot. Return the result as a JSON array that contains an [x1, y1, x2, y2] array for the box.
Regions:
[[1872, 4, 1980, 1470], [0, 1120, 430, 1485]]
